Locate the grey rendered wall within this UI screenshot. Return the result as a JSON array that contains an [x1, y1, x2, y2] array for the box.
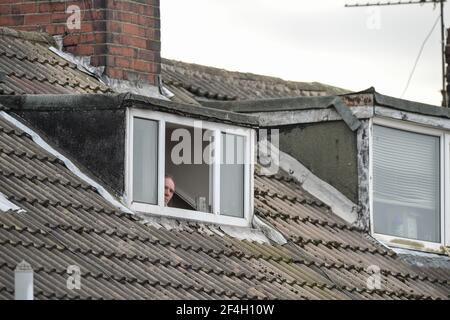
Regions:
[[279, 120, 358, 203], [12, 109, 126, 195]]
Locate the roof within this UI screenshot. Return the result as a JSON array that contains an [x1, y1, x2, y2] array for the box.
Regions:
[[0, 27, 349, 103], [202, 88, 450, 118], [0, 28, 448, 300], [0, 112, 448, 299], [0, 28, 112, 95], [197, 88, 450, 131], [0, 93, 259, 128], [161, 58, 351, 105]]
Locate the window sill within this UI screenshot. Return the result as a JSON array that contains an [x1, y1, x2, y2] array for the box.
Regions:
[[391, 246, 450, 260], [373, 233, 446, 255], [131, 202, 252, 227]]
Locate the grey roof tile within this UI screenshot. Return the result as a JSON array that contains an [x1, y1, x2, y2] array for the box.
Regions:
[[161, 58, 350, 105], [0, 28, 113, 96], [0, 114, 448, 299], [0, 29, 447, 300]]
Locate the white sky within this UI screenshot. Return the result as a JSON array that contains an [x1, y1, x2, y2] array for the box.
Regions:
[[161, 0, 449, 106]]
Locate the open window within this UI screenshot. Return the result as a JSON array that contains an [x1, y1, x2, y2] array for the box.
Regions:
[[126, 108, 254, 227], [165, 122, 213, 212]]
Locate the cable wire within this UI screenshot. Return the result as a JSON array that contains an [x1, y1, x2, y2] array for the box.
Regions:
[[401, 14, 441, 98]]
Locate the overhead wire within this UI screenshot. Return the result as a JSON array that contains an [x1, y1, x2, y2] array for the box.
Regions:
[[400, 13, 441, 98]]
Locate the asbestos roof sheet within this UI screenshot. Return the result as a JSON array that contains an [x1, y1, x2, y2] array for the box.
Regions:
[[0, 113, 448, 299], [0, 27, 447, 301], [161, 58, 350, 105], [0, 28, 112, 95]]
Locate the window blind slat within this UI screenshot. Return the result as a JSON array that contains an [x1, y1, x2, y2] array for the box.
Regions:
[[373, 125, 440, 242]]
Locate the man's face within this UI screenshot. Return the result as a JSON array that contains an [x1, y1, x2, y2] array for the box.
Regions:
[[164, 177, 175, 206]]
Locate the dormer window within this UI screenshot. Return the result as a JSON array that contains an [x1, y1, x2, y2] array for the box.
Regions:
[[126, 108, 254, 226], [371, 118, 449, 251]]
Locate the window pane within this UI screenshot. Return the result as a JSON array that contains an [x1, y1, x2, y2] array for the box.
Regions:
[[133, 118, 158, 204], [221, 133, 244, 218], [373, 125, 440, 242]]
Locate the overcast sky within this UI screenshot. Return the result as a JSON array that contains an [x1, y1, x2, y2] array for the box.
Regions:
[[161, 0, 449, 106]]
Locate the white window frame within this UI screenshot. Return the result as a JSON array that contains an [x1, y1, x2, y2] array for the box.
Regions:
[[125, 108, 254, 227], [369, 117, 447, 252]]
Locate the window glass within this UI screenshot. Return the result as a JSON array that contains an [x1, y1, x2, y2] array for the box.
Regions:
[[220, 133, 245, 218], [373, 125, 440, 242], [133, 118, 158, 204]]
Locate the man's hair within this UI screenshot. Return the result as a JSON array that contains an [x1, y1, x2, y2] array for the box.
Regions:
[[165, 174, 174, 182]]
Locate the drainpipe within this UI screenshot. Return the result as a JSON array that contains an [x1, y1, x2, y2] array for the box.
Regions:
[[15, 260, 33, 300]]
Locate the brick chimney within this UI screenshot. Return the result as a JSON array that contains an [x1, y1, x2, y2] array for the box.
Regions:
[[0, 1, 161, 88]]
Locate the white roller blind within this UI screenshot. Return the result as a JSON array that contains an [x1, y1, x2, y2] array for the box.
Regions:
[[133, 118, 158, 205], [373, 125, 440, 242]]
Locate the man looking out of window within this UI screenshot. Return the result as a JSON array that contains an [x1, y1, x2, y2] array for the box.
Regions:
[[164, 175, 175, 206]]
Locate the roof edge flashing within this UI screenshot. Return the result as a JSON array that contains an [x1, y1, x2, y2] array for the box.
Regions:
[[128, 94, 260, 127], [204, 87, 450, 119], [252, 215, 287, 245], [50, 46, 167, 100], [203, 96, 338, 113], [0, 94, 259, 127], [331, 97, 361, 131], [0, 190, 25, 214], [374, 92, 450, 119]]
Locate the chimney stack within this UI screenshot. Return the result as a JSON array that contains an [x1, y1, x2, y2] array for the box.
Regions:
[[0, 1, 161, 90], [15, 260, 33, 300]]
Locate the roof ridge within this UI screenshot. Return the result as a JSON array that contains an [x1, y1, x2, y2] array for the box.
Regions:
[[161, 57, 349, 94], [0, 27, 56, 46]]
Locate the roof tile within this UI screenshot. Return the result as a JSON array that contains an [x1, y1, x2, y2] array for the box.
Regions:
[[0, 29, 113, 96], [162, 58, 350, 105], [0, 29, 447, 300], [0, 110, 448, 299]]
